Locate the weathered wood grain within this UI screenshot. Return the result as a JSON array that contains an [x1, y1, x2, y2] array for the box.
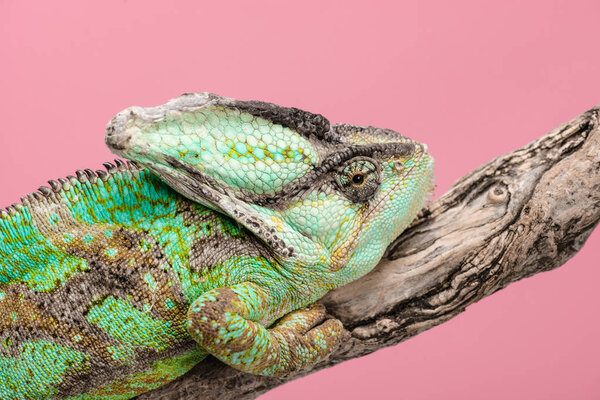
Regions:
[[137, 105, 600, 400]]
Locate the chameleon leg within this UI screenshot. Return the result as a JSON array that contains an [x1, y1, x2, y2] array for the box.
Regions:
[[186, 283, 345, 376]]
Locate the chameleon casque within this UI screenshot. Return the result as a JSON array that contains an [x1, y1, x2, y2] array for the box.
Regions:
[[0, 93, 434, 399]]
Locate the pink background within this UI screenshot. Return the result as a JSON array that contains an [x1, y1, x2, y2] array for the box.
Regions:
[[1, 1, 599, 398]]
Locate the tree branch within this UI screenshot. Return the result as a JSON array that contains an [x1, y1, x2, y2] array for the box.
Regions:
[[137, 106, 600, 400]]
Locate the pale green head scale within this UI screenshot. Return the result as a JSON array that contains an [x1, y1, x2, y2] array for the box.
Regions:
[[106, 93, 434, 284]]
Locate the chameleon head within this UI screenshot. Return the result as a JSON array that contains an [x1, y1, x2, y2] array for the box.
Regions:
[[106, 93, 434, 285]]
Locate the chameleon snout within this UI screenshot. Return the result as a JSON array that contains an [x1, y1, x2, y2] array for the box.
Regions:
[[105, 111, 134, 151]]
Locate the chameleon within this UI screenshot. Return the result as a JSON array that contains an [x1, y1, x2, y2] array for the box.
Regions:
[[0, 93, 434, 399]]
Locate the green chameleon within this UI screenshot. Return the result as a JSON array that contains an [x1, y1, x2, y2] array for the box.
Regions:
[[0, 93, 434, 399]]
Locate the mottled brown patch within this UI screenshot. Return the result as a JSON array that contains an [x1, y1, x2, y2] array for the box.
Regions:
[[176, 201, 270, 273]]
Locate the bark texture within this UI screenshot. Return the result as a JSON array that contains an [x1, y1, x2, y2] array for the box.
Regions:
[[137, 106, 600, 400]]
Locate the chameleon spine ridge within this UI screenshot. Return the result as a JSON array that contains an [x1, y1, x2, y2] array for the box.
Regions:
[[0, 159, 144, 219]]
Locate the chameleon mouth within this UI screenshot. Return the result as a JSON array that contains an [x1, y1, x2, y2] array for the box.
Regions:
[[105, 130, 131, 151]]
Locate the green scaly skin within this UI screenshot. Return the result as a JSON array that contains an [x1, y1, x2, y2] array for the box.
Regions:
[[0, 93, 434, 399]]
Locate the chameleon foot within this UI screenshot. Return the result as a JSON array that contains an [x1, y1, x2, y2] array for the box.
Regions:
[[186, 283, 345, 376], [267, 302, 345, 376]]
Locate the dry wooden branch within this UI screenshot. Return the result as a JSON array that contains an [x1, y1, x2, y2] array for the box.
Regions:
[[137, 106, 600, 400]]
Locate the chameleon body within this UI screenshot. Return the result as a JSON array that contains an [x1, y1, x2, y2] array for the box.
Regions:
[[0, 93, 434, 399]]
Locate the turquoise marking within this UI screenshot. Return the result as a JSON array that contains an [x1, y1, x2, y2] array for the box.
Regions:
[[49, 214, 59, 226], [218, 315, 246, 343], [144, 272, 158, 291], [0, 209, 89, 292], [83, 234, 94, 244], [0, 340, 89, 399], [165, 299, 176, 310], [86, 296, 185, 352], [234, 142, 247, 155], [253, 147, 265, 160], [105, 248, 117, 258]]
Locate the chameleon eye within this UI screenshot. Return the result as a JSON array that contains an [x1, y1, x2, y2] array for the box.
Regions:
[[335, 157, 382, 203], [351, 173, 365, 186]]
